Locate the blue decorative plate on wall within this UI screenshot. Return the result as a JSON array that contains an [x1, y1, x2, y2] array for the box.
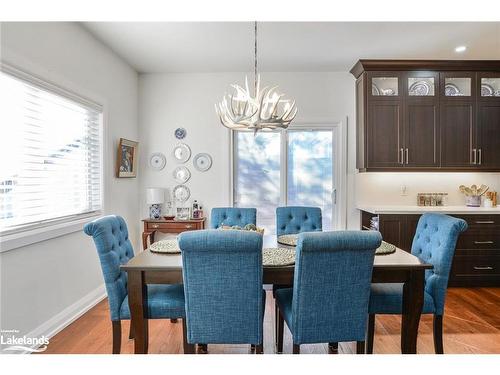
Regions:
[[175, 127, 187, 140]]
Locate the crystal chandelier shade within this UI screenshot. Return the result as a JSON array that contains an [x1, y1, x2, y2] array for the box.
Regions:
[[215, 22, 297, 132]]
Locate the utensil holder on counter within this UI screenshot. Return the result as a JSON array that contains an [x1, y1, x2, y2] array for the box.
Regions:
[[465, 195, 481, 207]]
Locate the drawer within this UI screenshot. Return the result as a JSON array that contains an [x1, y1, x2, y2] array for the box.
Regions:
[[456, 228, 500, 250], [451, 255, 500, 277], [459, 215, 500, 229], [147, 222, 199, 231]]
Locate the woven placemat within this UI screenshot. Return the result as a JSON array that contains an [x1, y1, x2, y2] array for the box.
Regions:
[[149, 239, 181, 254], [263, 248, 296, 267], [375, 241, 396, 255], [277, 234, 298, 246]]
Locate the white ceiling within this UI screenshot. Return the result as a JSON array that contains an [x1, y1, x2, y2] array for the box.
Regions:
[[83, 22, 500, 73]]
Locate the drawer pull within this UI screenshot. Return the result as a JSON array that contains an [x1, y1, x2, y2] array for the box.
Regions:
[[474, 240, 494, 244], [185, 224, 193, 229], [474, 221, 495, 224], [473, 266, 494, 271], [152, 224, 159, 229]]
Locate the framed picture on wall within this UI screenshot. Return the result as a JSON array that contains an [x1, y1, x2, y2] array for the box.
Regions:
[[116, 138, 139, 178]]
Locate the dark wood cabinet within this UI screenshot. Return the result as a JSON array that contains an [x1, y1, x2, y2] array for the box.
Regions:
[[351, 60, 500, 172], [360, 210, 500, 287]]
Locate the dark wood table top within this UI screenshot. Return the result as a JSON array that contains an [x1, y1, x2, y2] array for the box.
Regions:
[[122, 234, 432, 272]]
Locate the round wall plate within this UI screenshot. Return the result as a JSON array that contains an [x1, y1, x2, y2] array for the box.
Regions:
[[149, 153, 166, 170], [175, 127, 187, 140], [173, 184, 190, 202], [173, 166, 191, 183], [173, 143, 191, 164], [193, 153, 212, 172]]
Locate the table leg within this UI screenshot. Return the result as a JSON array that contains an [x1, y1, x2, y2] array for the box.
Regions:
[[401, 269, 424, 354], [142, 232, 151, 250], [128, 270, 149, 354]]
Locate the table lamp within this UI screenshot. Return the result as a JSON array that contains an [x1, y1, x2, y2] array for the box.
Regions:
[[146, 188, 164, 219]]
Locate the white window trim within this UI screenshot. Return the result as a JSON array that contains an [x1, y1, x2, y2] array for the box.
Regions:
[[229, 119, 348, 230], [0, 63, 105, 252]]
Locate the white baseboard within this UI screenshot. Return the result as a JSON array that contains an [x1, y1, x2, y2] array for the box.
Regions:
[[23, 284, 107, 353]]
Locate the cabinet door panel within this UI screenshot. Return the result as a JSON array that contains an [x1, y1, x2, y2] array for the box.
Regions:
[[440, 103, 474, 167], [405, 104, 439, 167], [477, 103, 500, 169], [367, 103, 403, 168]]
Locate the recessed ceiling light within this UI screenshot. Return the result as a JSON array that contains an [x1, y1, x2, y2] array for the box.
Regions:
[[455, 46, 467, 53]]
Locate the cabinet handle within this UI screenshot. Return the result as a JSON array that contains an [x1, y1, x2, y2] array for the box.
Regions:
[[472, 149, 477, 165], [400, 148, 404, 165], [405, 148, 409, 164], [478, 149, 482, 165], [475, 221, 495, 224], [474, 240, 494, 244], [185, 224, 193, 229], [152, 224, 159, 229], [473, 266, 493, 271]]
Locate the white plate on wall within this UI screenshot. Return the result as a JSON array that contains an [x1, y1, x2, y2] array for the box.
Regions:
[[173, 184, 190, 202], [193, 153, 212, 172], [149, 153, 166, 170], [173, 143, 191, 164], [173, 166, 191, 183]]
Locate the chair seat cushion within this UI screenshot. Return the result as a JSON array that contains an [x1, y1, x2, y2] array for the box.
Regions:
[[275, 287, 294, 330], [120, 284, 185, 320], [369, 283, 435, 314]]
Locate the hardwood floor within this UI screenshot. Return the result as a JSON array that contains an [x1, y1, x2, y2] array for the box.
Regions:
[[40, 288, 500, 354]]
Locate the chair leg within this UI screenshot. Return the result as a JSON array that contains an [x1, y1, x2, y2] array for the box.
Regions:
[[198, 344, 208, 353], [276, 303, 284, 354], [128, 324, 134, 340], [293, 344, 300, 354], [112, 321, 121, 354], [182, 319, 195, 354], [328, 342, 339, 354], [366, 314, 375, 354], [433, 314, 444, 354], [356, 341, 366, 354], [255, 344, 263, 354]]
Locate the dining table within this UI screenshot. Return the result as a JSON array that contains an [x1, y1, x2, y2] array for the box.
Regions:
[[121, 234, 432, 354]]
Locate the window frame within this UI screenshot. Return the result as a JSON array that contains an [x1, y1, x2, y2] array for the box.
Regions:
[[230, 120, 347, 231], [0, 63, 105, 252]]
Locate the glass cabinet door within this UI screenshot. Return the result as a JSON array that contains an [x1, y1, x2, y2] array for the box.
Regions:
[[444, 77, 472, 97], [481, 77, 500, 97], [408, 77, 435, 96], [371, 77, 399, 96]]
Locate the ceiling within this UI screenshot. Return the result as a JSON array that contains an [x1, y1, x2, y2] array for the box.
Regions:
[[83, 22, 500, 73]]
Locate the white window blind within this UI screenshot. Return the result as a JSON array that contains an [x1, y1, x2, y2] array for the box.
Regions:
[[0, 67, 103, 234]]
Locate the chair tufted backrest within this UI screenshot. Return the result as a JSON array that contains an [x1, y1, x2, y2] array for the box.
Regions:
[[209, 207, 257, 229], [411, 213, 467, 315], [291, 231, 382, 344], [83, 215, 134, 321], [276, 206, 322, 236], [179, 230, 264, 345]]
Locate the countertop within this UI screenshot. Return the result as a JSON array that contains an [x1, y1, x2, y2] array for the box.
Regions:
[[357, 205, 500, 215]]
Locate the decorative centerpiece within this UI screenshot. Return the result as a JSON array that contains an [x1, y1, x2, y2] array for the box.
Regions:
[[459, 184, 489, 207], [219, 223, 264, 234]]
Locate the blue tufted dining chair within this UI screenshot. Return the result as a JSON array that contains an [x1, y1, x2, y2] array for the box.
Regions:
[[178, 229, 265, 353], [276, 206, 322, 236], [367, 213, 467, 354], [84, 215, 190, 354], [275, 230, 382, 354], [209, 207, 257, 229]]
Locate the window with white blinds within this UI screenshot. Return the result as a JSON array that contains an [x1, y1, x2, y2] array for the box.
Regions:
[[0, 67, 103, 235]]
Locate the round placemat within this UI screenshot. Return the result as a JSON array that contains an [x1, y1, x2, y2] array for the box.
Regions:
[[263, 247, 296, 267], [149, 240, 181, 254], [277, 234, 298, 246], [375, 241, 396, 255]]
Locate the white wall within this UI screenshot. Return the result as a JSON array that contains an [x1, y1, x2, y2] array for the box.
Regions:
[[0, 22, 139, 337], [138, 72, 359, 231]]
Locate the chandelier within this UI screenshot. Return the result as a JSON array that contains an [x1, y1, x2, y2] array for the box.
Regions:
[[215, 22, 297, 132]]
